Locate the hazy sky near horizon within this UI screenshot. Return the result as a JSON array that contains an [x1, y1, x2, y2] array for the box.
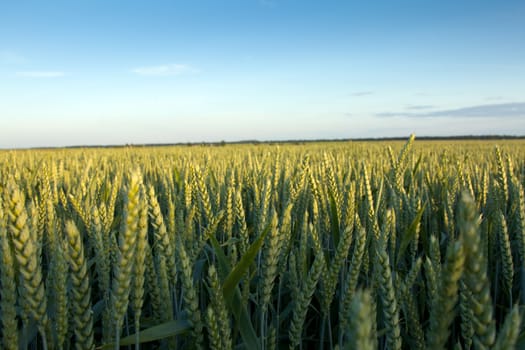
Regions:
[[1, 0, 524, 148]]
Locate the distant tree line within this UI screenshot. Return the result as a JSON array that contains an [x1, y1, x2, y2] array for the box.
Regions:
[[12, 135, 525, 151]]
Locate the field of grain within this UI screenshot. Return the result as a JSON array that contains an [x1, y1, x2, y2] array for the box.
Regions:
[[1, 136, 524, 349]]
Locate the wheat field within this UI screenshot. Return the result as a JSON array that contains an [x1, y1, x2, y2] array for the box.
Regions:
[[1, 136, 524, 349]]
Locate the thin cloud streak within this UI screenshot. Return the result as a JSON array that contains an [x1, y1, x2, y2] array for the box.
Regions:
[[132, 63, 198, 76], [349, 91, 373, 97], [485, 96, 504, 101], [376, 102, 525, 118], [406, 105, 435, 110], [16, 71, 65, 78]]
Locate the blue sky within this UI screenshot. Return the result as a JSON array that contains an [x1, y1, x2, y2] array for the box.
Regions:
[[1, 0, 524, 148]]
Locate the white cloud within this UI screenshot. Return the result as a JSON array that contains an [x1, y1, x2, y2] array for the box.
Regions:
[[16, 71, 65, 78], [376, 102, 525, 118], [132, 63, 198, 76], [0, 50, 27, 64]]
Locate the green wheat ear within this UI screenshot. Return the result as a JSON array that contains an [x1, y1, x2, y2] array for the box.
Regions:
[[6, 181, 49, 345], [375, 239, 402, 350], [260, 213, 280, 313], [47, 228, 68, 349], [205, 305, 221, 350], [111, 170, 142, 345], [493, 305, 521, 350], [64, 220, 95, 350], [344, 289, 374, 350], [458, 191, 496, 349], [147, 184, 177, 284], [289, 250, 326, 350], [427, 239, 465, 350], [495, 210, 513, 298], [0, 208, 19, 350], [207, 264, 232, 350], [177, 235, 204, 349], [321, 224, 353, 315], [131, 192, 148, 350], [339, 224, 366, 334]]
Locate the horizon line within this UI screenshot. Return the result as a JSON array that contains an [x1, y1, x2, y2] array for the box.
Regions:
[[2, 134, 525, 151]]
